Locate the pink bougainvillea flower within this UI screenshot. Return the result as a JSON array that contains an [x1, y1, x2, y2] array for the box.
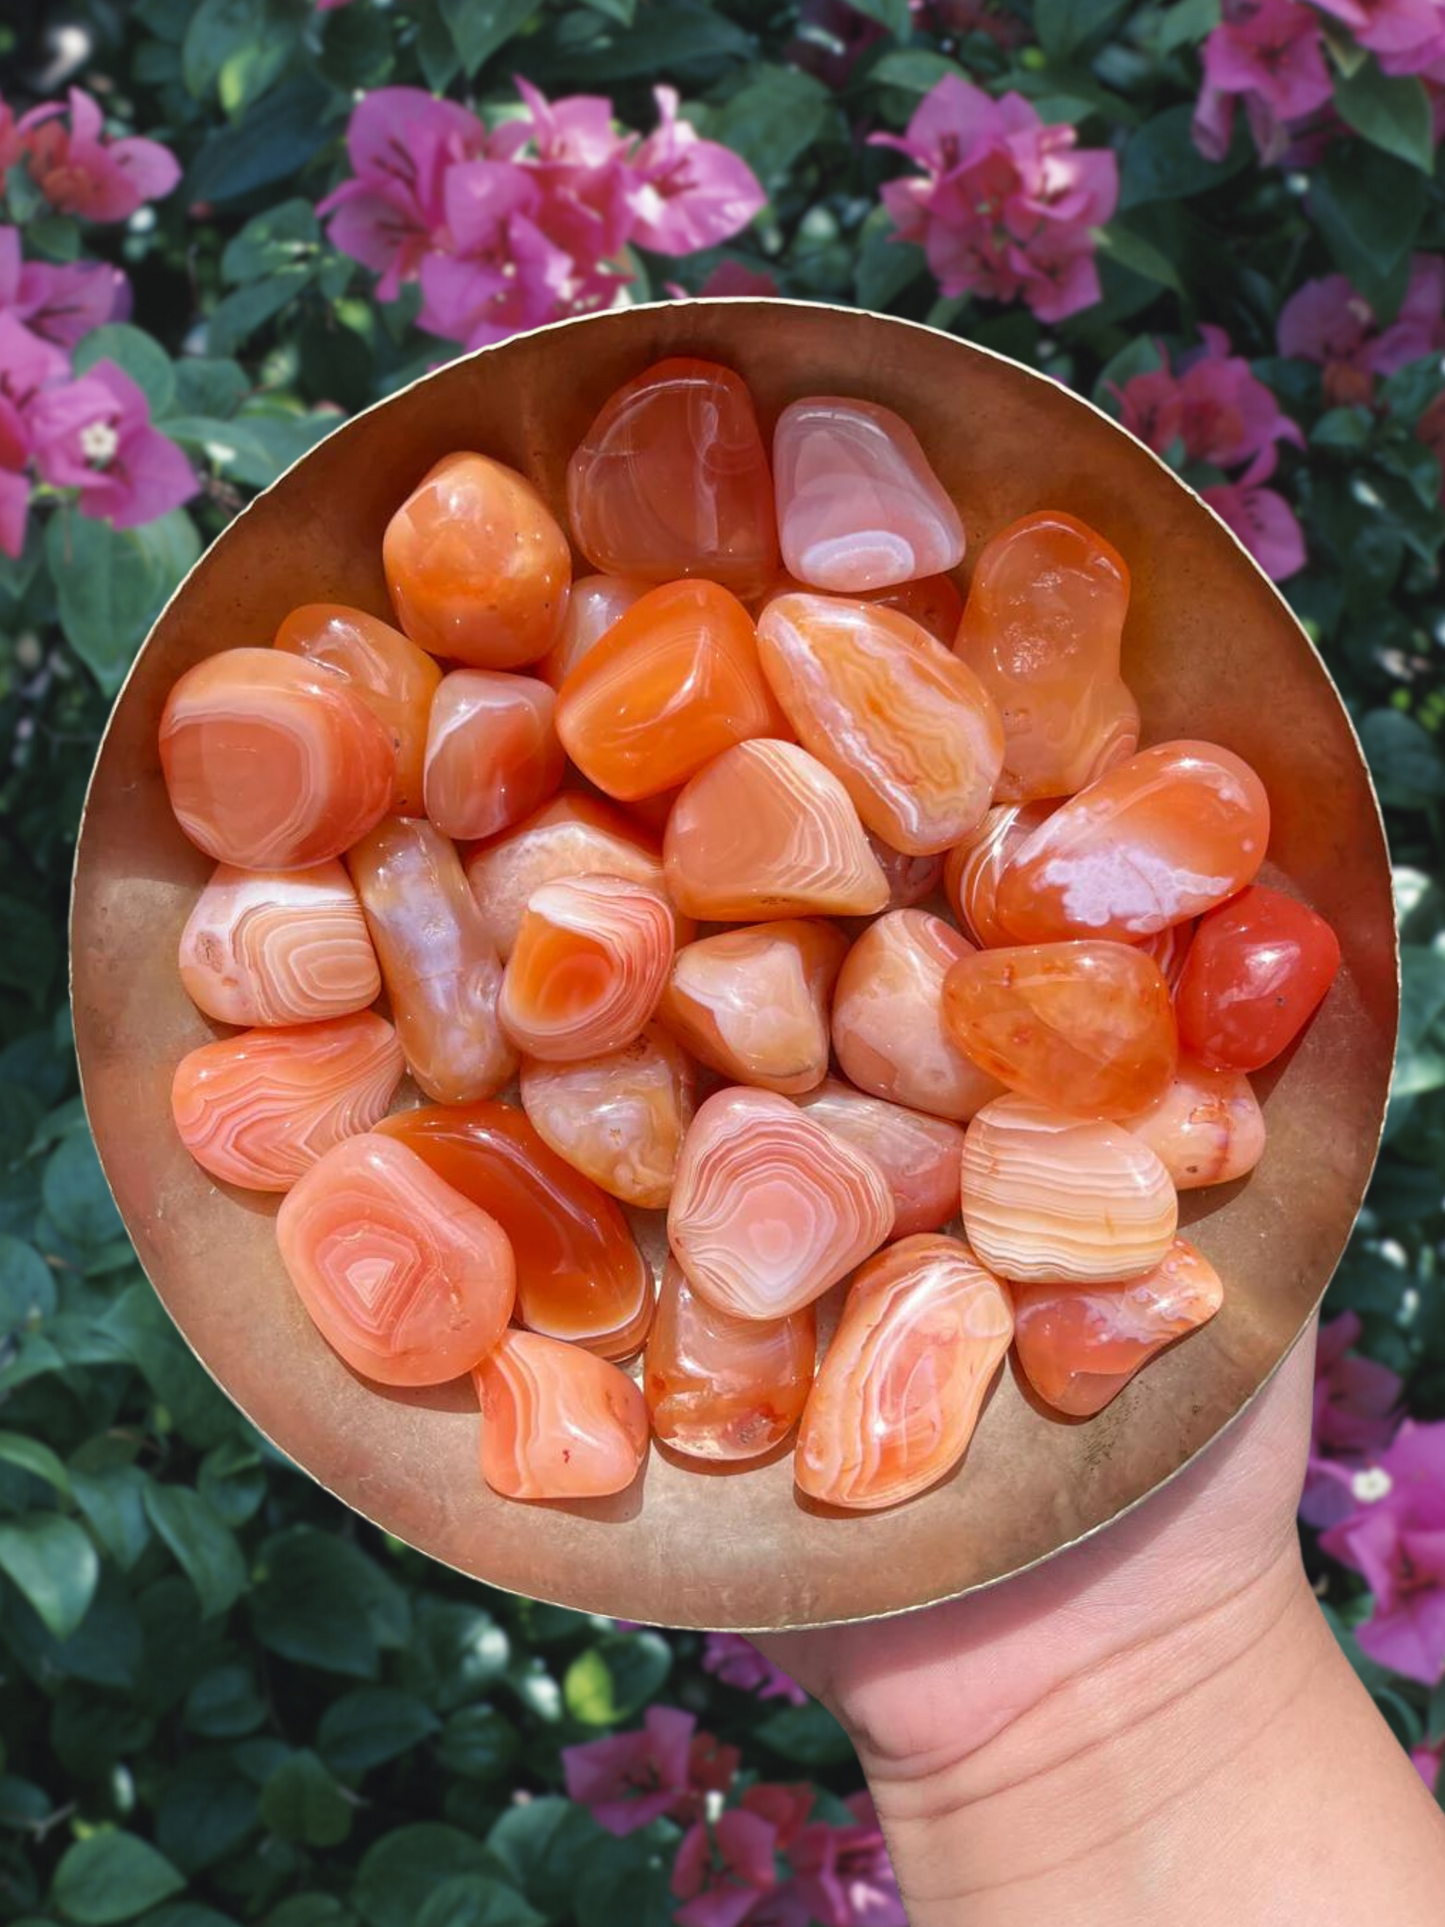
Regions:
[[0, 306, 67, 549], [1278, 255, 1445, 405], [1204, 471, 1307, 579], [0, 225, 128, 349], [1310, 0, 1445, 72], [701, 1634, 808, 1706], [1414, 1740, 1444, 1793], [418, 159, 577, 348], [29, 359, 195, 529], [788, 1793, 907, 1927], [741, 1783, 815, 1851], [1417, 388, 1445, 502], [672, 1808, 780, 1927], [494, 78, 637, 268], [16, 88, 180, 222], [1320, 1418, 1445, 1684], [0, 96, 22, 181], [1193, 0, 1333, 163], [1301, 1311, 1404, 1527], [628, 86, 767, 254], [679, 260, 781, 299], [562, 1706, 739, 1838]]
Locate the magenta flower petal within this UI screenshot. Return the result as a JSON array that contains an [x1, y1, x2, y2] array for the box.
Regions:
[[1203, 479, 1306, 579], [629, 86, 766, 254]]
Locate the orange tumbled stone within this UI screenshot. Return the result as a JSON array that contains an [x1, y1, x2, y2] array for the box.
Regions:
[[274, 603, 442, 816], [566, 357, 779, 598], [943, 800, 1058, 949], [1129, 1057, 1266, 1190], [423, 669, 564, 843], [536, 573, 650, 689], [1011, 1237, 1224, 1417], [277, 1132, 515, 1386], [658, 919, 847, 1095], [519, 1026, 696, 1210], [996, 740, 1270, 943], [796, 1234, 1013, 1510], [646, 1257, 815, 1463], [500, 875, 673, 1061], [758, 571, 965, 644], [160, 648, 393, 870], [178, 861, 380, 1028], [381, 1102, 652, 1359], [383, 451, 570, 668], [669, 1087, 894, 1321], [664, 739, 889, 921], [348, 816, 514, 1105], [942, 940, 1177, 1117], [463, 794, 681, 958], [757, 593, 1003, 855], [793, 1078, 964, 1238], [555, 579, 787, 801], [172, 1010, 404, 1193], [477, 1329, 649, 1500], [954, 510, 1139, 802], [866, 835, 943, 912], [831, 910, 1002, 1121]]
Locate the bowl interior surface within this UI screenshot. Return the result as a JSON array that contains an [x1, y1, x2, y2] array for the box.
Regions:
[[70, 299, 1398, 1630]]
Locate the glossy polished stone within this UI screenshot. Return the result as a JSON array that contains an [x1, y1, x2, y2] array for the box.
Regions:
[[942, 940, 1177, 1117], [172, 1010, 404, 1193], [796, 1234, 1013, 1510], [348, 816, 515, 1104], [663, 738, 889, 921], [867, 835, 943, 911], [1175, 885, 1341, 1072], [757, 571, 965, 643], [159, 648, 394, 870], [1138, 918, 1195, 991], [645, 1258, 815, 1463], [477, 1329, 649, 1500], [274, 602, 442, 816], [961, 1095, 1178, 1284], [658, 919, 847, 1095], [669, 1087, 895, 1321], [793, 1078, 965, 1238], [178, 861, 380, 1028], [277, 1131, 515, 1385], [943, 801, 1058, 949], [519, 1025, 696, 1210], [832, 910, 1002, 1121], [996, 740, 1271, 943], [499, 875, 673, 1062], [536, 573, 650, 689], [1011, 1237, 1224, 1417], [566, 357, 779, 598], [422, 669, 564, 842], [773, 396, 964, 592], [380, 1102, 653, 1359], [383, 451, 571, 668], [954, 511, 1139, 802], [757, 593, 1003, 855], [1129, 1057, 1267, 1191], [555, 579, 787, 801]]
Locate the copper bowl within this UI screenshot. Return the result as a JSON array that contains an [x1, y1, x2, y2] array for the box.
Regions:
[[70, 299, 1397, 1630]]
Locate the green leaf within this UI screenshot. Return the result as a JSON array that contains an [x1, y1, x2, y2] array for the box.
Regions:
[[0, 1431, 69, 1498], [187, 75, 335, 205], [50, 1687, 154, 1778], [70, 326, 175, 420], [267, 1903, 355, 1927], [1333, 60, 1433, 175], [206, 267, 315, 358], [527, 3, 752, 81], [395, 1599, 510, 1710], [69, 1467, 151, 1571], [414, 1880, 541, 1927], [574, 1829, 676, 1927], [1119, 104, 1248, 208], [142, 1484, 246, 1621], [46, 509, 199, 696], [438, 0, 538, 73], [0, 1235, 56, 1331], [170, 359, 250, 418], [1035, 0, 1131, 58], [1094, 222, 1183, 295], [436, 1706, 518, 1782], [184, 1664, 267, 1738], [867, 48, 967, 99], [355, 1827, 494, 1927], [0, 1515, 98, 1640], [855, 207, 925, 311], [52, 1834, 185, 1925], [137, 1908, 240, 1927], [708, 66, 833, 189], [0, 894, 57, 1008], [755, 1700, 856, 1767], [221, 200, 322, 285], [1310, 142, 1426, 309], [562, 1633, 672, 1725], [250, 1527, 409, 1678], [259, 1751, 352, 1849], [579, 0, 634, 21], [840, 0, 913, 33], [481, 1800, 600, 1921], [1157, 0, 1219, 52], [317, 1688, 439, 1774], [42, 1131, 124, 1248], [1360, 710, 1445, 808], [155, 1753, 260, 1874]]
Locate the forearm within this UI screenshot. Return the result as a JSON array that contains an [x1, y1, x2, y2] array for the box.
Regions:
[[856, 1555, 1445, 1927]]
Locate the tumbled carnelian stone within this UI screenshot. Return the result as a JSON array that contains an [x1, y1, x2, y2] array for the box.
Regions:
[[499, 875, 674, 1062], [178, 861, 381, 1029], [943, 801, 1058, 949], [793, 1078, 964, 1238], [477, 1329, 649, 1500], [567, 357, 779, 598], [646, 1258, 815, 1462], [535, 574, 650, 689], [275, 603, 442, 816], [555, 578, 788, 801], [379, 1102, 653, 1359], [658, 919, 847, 1095], [383, 451, 571, 668], [1129, 1056, 1266, 1190], [423, 669, 564, 843], [519, 1025, 697, 1210], [1174, 885, 1341, 1073], [756, 572, 964, 645]]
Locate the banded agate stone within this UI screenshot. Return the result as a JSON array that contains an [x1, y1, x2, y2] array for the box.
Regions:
[[942, 941, 1177, 1117], [658, 919, 847, 1095], [555, 579, 786, 801], [160, 649, 393, 870], [793, 1079, 964, 1237], [669, 1087, 894, 1320], [274, 603, 442, 816], [663, 739, 888, 921], [566, 358, 778, 598], [179, 861, 380, 1028], [536, 574, 649, 689], [348, 816, 514, 1105], [646, 1258, 815, 1462], [954, 511, 1139, 803], [1011, 1237, 1224, 1417], [796, 1234, 1013, 1511], [996, 741, 1270, 943], [1175, 885, 1341, 1072], [171, 1010, 403, 1192], [499, 875, 673, 1061], [1130, 1058, 1266, 1190], [383, 452, 571, 668], [380, 1102, 652, 1358], [757, 593, 1003, 855], [867, 836, 943, 911], [961, 1096, 1178, 1284], [519, 1026, 696, 1210], [773, 397, 964, 591], [944, 801, 1058, 949], [757, 571, 965, 643], [277, 1132, 515, 1386], [422, 669, 564, 842], [477, 1329, 649, 1500]]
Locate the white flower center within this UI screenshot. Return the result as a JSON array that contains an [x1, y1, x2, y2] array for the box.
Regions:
[[1351, 1467, 1393, 1503], [79, 420, 119, 466]]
